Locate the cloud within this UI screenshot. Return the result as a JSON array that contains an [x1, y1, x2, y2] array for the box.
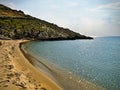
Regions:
[[8, 2, 16, 9], [6, 2, 16, 9], [67, 2, 79, 7], [66, 15, 120, 36], [88, 1, 120, 26], [65, 16, 106, 35], [90, 2, 120, 12], [48, 1, 79, 9]]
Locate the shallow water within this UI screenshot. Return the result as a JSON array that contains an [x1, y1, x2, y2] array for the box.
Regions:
[[24, 37, 120, 90]]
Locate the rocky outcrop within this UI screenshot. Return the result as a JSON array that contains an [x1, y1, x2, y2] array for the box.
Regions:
[[0, 4, 93, 40]]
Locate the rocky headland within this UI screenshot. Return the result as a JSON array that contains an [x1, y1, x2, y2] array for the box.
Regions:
[[0, 4, 93, 40]]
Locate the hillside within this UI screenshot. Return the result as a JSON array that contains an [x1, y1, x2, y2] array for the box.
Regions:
[[0, 4, 93, 40]]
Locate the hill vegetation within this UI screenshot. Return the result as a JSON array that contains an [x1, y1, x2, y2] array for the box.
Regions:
[[0, 4, 93, 40]]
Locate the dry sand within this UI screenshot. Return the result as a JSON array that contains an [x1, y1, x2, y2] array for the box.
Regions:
[[0, 40, 63, 90]]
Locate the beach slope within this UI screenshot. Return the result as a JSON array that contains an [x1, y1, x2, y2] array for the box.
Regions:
[[0, 40, 62, 90]]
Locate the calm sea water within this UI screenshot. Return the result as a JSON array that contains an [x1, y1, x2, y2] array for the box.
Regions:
[[24, 37, 120, 90]]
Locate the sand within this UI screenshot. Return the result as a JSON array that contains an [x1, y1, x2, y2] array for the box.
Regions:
[[0, 40, 63, 90]]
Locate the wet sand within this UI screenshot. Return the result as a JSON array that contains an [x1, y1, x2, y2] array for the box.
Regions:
[[0, 40, 62, 90]]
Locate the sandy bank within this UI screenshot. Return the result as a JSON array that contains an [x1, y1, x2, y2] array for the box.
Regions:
[[0, 40, 62, 90]]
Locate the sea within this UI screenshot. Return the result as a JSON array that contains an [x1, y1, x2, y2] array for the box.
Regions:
[[23, 36, 120, 90]]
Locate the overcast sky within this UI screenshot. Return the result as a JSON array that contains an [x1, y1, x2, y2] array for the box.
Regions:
[[0, 0, 120, 36]]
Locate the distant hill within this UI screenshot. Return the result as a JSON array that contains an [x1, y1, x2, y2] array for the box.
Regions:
[[0, 4, 93, 40]]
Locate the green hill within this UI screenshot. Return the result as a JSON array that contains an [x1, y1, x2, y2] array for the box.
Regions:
[[0, 4, 93, 40]]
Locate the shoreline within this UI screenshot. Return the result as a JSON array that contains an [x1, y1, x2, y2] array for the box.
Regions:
[[20, 41, 62, 87], [0, 40, 62, 90], [22, 41, 106, 90]]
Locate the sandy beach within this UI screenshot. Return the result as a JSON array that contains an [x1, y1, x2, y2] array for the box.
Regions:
[[0, 40, 62, 90]]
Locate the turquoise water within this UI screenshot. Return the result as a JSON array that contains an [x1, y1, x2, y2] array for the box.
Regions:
[[24, 37, 120, 90]]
